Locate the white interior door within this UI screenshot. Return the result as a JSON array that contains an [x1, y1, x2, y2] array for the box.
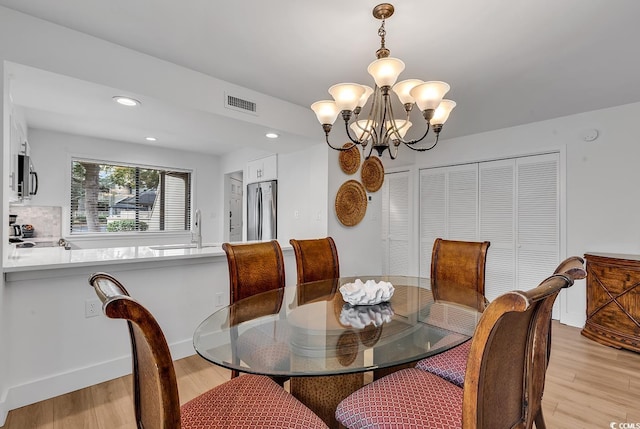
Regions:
[[420, 154, 560, 310], [516, 154, 560, 315], [419, 163, 478, 278], [381, 171, 410, 276], [480, 159, 516, 301], [229, 177, 243, 242]]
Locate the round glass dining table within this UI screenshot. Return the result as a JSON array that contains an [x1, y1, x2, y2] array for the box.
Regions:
[[193, 275, 484, 428]]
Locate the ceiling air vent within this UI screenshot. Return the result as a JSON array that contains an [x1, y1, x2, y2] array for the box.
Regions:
[[225, 93, 258, 115]]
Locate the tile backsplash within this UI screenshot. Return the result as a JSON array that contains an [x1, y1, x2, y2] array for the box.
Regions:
[[9, 205, 62, 239]]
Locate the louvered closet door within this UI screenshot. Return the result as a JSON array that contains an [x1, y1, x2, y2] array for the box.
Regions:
[[479, 154, 560, 300], [381, 171, 410, 275], [479, 160, 516, 301], [419, 164, 478, 277], [516, 153, 560, 291]]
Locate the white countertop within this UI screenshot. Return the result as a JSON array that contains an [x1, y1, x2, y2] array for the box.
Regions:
[[3, 243, 227, 273]]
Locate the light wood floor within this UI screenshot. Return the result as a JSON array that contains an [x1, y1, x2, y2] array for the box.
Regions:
[[2, 321, 639, 428]]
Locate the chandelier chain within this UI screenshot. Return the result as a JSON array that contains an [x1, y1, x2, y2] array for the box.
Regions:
[[376, 18, 390, 59]]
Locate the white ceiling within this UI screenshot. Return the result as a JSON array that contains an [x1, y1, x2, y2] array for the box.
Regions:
[[2, 0, 640, 156]]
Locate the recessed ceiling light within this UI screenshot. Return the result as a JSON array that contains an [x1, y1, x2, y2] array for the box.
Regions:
[[145, 137, 157, 142], [113, 96, 141, 107], [265, 132, 279, 139]]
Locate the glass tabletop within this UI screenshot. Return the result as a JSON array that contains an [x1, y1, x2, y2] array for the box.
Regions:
[[193, 275, 483, 378]]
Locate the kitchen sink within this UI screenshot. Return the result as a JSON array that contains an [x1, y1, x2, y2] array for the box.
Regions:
[[148, 243, 221, 250]]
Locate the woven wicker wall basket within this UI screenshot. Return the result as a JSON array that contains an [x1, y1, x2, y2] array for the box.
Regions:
[[338, 143, 360, 175], [335, 180, 367, 227], [361, 156, 384, 192]]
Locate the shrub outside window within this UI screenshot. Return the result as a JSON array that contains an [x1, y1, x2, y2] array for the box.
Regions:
[[70, 159, 192, 234]]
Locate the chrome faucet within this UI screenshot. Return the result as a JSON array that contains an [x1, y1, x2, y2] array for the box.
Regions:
[[192, 209, 202, 249]]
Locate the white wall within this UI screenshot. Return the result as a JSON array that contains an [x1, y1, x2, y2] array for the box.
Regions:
[[327, 150, 384, 278], [277, 143, 329, 243]]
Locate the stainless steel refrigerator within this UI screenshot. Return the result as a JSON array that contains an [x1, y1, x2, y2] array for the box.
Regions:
[[247, 180, 277, 241]]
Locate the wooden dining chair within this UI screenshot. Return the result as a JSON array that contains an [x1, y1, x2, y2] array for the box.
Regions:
[[290, 237, 340, 305], [222, 240, 286, 379], [411, 238, 491, 384], [430, 238, 491, 310], [290, 237, 340, 284], [223, 240, 286, 303], [88, 272, 328, 429], [416, 256, 584, 387], [335, 257, 586, 429]]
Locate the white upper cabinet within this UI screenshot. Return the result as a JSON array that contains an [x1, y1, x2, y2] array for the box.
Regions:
[[246, 154, 277, 184]]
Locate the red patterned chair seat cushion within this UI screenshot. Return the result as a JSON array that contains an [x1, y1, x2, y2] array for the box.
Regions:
[[181, 374, 328, 428], [415, 340, 471, 387], [426, 302, 480, 337], [335, 368, 463, 429], [237, 325, 291, 372]]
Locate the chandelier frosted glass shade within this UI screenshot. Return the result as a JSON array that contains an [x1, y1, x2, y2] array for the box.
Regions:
[[367, 57, 405, 88], [350, 120, 376, 141], [329, 83, 367, 111], [310, 3, 456, 159], [410, 81, 451, 112], [432, 100, 457, 126], [310, 100, 340, 125], [392, 79, 423, 105], [386, 120, 412, 139]]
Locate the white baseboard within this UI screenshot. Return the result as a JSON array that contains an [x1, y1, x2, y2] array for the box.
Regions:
[[4, 338, 195, 416]]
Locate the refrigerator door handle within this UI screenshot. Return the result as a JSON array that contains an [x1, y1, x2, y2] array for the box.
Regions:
[[257, 186, 263, 240]]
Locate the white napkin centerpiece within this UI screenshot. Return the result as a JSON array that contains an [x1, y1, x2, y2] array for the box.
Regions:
[[339, 303, 394, 328], [339, 279, 395, 306]]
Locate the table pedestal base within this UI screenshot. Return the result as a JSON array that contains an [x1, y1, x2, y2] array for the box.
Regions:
[[290, 373, 364, 429]]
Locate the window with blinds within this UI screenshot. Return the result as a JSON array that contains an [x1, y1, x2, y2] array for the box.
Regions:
[[70, 159, 191, 234]]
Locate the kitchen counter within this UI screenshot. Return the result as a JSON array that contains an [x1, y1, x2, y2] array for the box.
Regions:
[[3, 244, 226, 282], [3, 241, 293, 281]]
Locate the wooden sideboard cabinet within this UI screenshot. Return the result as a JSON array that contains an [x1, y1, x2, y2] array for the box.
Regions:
[[582, 253, 640, 353]]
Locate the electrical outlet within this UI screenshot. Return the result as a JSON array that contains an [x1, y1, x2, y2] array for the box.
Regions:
[[85, 299, 101, 318]]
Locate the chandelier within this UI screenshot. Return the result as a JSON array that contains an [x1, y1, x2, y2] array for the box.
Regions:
[[311, 3, 456, 160]]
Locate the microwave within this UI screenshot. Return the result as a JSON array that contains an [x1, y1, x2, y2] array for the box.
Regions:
[[18, 154, 38, 199]]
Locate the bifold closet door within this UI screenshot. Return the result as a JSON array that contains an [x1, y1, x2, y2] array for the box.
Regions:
[[418, 164, 478, 278], [479, 153, 559, 301], [381, 171, 410, 276], [419, 153, 560, 301]]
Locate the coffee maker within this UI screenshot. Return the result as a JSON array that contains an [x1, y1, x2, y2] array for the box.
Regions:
[[9, 214, 22, 243]]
